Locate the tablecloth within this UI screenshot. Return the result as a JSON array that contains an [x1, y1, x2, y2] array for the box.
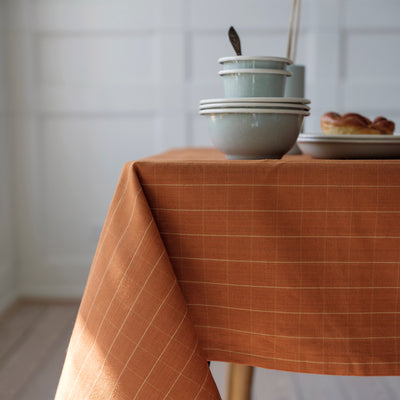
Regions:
[[55, 148, 400, 399]]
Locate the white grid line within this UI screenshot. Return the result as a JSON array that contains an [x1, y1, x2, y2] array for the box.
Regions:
[[105, 318, 215, 393], [346, 165, 354, 374], [181, 281, 399, 290], [369, 165, 379, 373], [162, 340, 199, 399], [225, 166, 232, 361], [249, 167, 255, 368], [395, 232, 400, 375], [132, 308, 189, 400], [84, 249, 166, 400], [297, 165, 305, 366], [322, 165, 329, 374], [73, 186, 142, 322], [154, 207, 400, 214], [143, 183, 400, 188], [272, 167, 280, 370], [67, 218, 154, 400], [107, 280, 178, 400], [161, 232, 400, 239], [200, 165, 210, 354], [107, 352, 165, 397], [171, 256, 400, 264], [71, 181, 140, 347], [193, 367, 211, 400], [197, 325, 400, 341], [188, 303, 400, 315]]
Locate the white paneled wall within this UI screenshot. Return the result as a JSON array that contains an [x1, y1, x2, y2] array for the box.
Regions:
[[6, 0, 187, 297], [3, 0, 400, 324], [2, 0, 400, 396], [5, 0, 399, 297], [341, 0, 400, 119], [0, 0, 16, 313]]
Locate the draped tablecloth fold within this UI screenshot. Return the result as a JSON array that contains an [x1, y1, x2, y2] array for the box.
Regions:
[[55, 158, 220, 400]]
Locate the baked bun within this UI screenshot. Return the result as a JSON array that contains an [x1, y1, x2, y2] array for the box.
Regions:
[[321, 112, 395, 135]]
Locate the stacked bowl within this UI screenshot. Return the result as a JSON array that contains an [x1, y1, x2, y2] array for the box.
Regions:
[[200, 56, 310, 159]]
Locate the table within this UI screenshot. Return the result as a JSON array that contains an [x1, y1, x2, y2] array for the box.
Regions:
[[55, 148, 400, 400]]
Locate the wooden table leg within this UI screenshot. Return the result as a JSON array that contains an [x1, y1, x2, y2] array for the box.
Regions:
[[226, 363, 254, 400]]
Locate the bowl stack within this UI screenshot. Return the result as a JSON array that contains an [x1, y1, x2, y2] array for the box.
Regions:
[[200, 56, 311, 159]]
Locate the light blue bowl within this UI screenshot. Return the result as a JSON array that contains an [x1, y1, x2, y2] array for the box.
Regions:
[[200, 108, 309, 159], [219, 56, 293, 70], [219, 69, 292, 98]]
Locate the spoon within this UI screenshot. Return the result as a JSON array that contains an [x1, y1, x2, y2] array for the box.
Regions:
[[228, 26, 242, 56]]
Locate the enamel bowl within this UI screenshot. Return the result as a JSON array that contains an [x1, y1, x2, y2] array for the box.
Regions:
[[200, 108, 309, 159], [200, 97, 311, 105], [219, 56, 293, 70], [219, 69, 292, 97]]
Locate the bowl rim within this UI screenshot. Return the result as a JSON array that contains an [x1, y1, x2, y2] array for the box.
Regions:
[[218, 56, 293, 64], [199, 108, 310, 116], [200, 97, 311, 104], [219, 68, 292, 76], [199, 102, 310, 110]]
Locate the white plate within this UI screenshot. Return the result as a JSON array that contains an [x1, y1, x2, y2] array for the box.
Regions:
[[300, 133, 400, 141], [199, 102, 310, 110], [200, 108, 310, 115], [200, 97, 311, 105], [297, 133, 400, 159]]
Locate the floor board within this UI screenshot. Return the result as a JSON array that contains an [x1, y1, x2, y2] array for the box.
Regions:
[[15, 320, 74, 400], [0, 301, 79, 400], [0, 302, 46, 362]]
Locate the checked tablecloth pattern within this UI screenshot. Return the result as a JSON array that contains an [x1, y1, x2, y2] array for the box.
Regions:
[[56, 148, 400, 399]]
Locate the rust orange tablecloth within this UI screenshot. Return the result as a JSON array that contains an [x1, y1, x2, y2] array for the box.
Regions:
[[56, 148, 400, 399]]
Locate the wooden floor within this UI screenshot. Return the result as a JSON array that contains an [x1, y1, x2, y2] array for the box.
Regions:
[[0, 300, 79, 400], [1, 301, 400, 400]]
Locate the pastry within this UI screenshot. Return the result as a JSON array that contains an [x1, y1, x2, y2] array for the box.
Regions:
[[321, 112, 395, 135]]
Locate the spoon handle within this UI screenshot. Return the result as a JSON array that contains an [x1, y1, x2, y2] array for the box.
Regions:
[[228, 26, 242, 56]]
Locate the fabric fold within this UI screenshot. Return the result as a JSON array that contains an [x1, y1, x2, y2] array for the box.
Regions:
[[55, 161, 220, 400]]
